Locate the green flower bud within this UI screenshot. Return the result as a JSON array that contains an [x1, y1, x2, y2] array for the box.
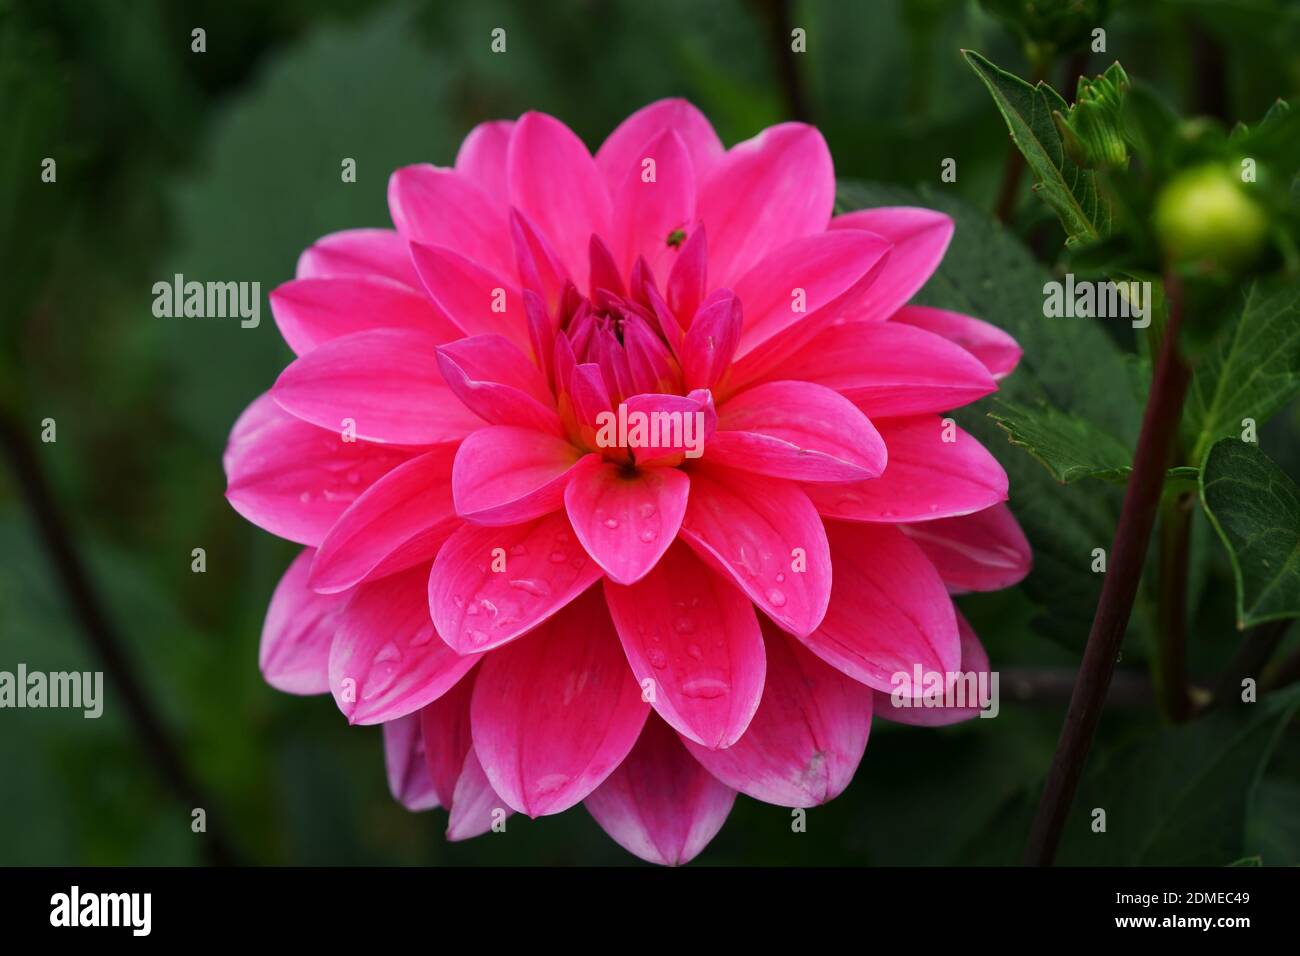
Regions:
[[1153, 164, 1270, 273]]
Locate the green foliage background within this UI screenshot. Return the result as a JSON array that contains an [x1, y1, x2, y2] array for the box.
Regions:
[[1, 0, 1298, 865]]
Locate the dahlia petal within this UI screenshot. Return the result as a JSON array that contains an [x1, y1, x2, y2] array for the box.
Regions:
[[563, 461, 689, 585], [622, 312, 683, 395], [608, 129, 695, 280], [408, 243, 532, 351], [681, 289, 742, 391], [709, 380, 886, 483], [224, 392, 412, 546], [603, 542, 766, 749], [388, 164, 515, 278], [588, 234, 627, 298], [585, 715, 736, 866], [452, 426, 593, 525], [803, 416, 1008, 522], [454, 119, 515, 202], [697, 123, 834, 286], [428, 510, 604, 654], [872, 612, 991, 727], [470, 588, 650, 817], [329, 566, 481, 725], [595, 98, 724, 194], [678, 463, 831, 636], [294, 228, 420, 288], [731, 231, 892, 358], [272, 329, 484, 446], [269, 275, 463, 357], [666, 225, 708, 327], [800, 521, 960, 693], [510, 209, 572, 315], [436, 338, 563, 436], [829, 206, 954, 321], [308, 445, 461, 594], [892, 305, 1023, 380], [259, 548, 347, 695], [508, 112, 612, 290], [446, 747, 513, 841], [418, 670, 476, 807], [773, 320, 997, 417], [684, 623, 873, 808], [383, 713, 439, 811], [901, 503, 1032, 594]]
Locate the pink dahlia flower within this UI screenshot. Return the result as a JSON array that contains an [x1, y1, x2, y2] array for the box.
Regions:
[[226, 99, 1031, 864]]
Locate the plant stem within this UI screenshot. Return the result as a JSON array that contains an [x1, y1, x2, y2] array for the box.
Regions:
[[1022, 272, 1192, 866], [0, 411, 241, 866], [1205, 619, 1290, 710], [1155, 488, 1193, 721]]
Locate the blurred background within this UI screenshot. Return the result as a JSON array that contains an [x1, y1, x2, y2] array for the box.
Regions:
[[2, 0, 1299, 865]]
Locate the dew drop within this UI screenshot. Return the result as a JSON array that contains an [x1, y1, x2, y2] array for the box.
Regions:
[[639, 528, 657, 543], [647, 648, 668, 669], [681, 677, 729, 699], [508, 578, 550, 597], [686, 643, 703, 661], [603, 517, 620, 529], [766, 588, 788, 608], [549, 550, 568, 564], [674, 616, 697, 635]]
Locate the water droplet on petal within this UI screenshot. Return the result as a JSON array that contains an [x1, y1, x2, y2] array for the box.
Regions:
[[674, 616, 696, 635], [681, 677, 729, 699], [647, 648, 668, 668], [603, 517, 620, 529], [767, 588, 787, 608], [508, 578, 551, 598], [639, 528, 657, 543]]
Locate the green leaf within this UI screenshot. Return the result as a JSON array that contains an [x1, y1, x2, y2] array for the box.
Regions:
[[1056, 687, 1300, 865], [1199, 439, 1300, 629], [962, 50, 1111, 245], [990, 399, 1134, 483], [1246, 778, 1300, 865], [1184, 281, 1300, 464]]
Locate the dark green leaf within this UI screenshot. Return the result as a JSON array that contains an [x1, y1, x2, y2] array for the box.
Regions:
[[1057, 687, 1300, 865], [1184, 281, 1300, 464], [1199, 439, 1300, 629], [962, 50, 1111, 245], [991, 399, 1134, 483]]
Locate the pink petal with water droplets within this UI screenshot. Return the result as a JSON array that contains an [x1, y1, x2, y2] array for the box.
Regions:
[[799, 521, 960, 693], [685, 623, 873, 808], [892, 305, 1023, 380], [585, 715, 736, 866], [608, 129, 695, 280], [771, 320, 997, 417], [452, 426, 593, 525], [383, 713, 439, 811], [455, 120, 515, 203], [388, 164, 515, 278], [595, 98, 724, 194], [803, 415, 1007, 522], [564, 461, 689, 585], [224, 392, 412, 546], [270, 275, 463, 358], [408, 243, 532, 352], [259, 548, 347, 695], [872, 612, 992, 726], [678, 463, 830, 636], [308, 445, 461, 594], [603, 542, 765, 749], [329, 566, 481, 725], [709, 380, 886, 483], [470, 588, 649, 817], [428, 509, 604, 654], [508, 112, 612, 290], [272, 329, 484, 446], [294, 228, 420, 288], [697, 123, 835, 286], [902, 503, 1031, 594], [446, 747, 513, 840], [829, 206, 954, 321]]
